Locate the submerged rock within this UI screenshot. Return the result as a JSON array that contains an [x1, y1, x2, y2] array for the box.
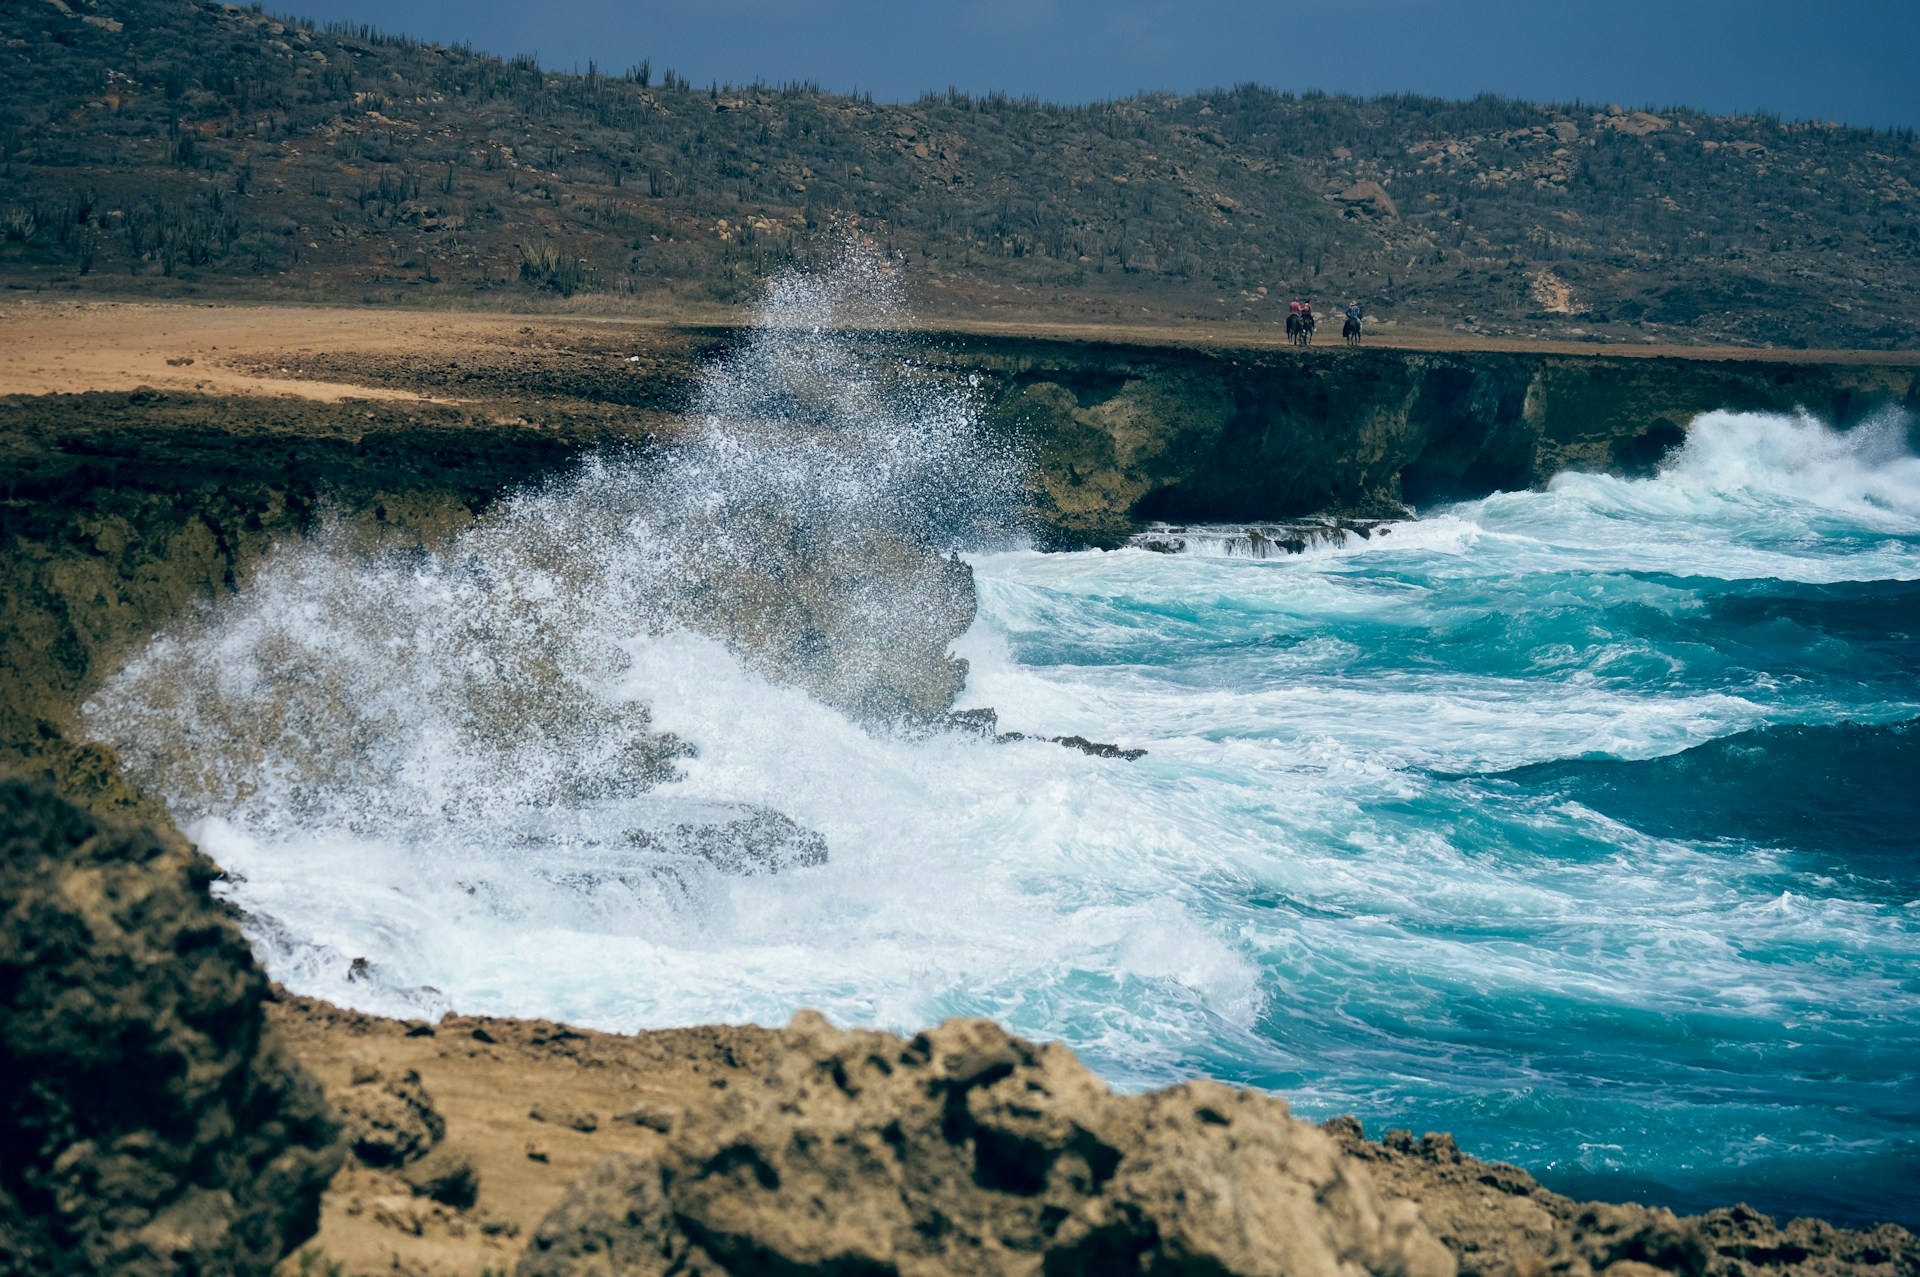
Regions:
[[1127, 516, 1401, 558], [0, 779, 344, 1276], [517, 1012, 1455, 1277], [943, 706, 1148, 760], [1049, 734, 1149, 761], [622, 801, 828, 875]]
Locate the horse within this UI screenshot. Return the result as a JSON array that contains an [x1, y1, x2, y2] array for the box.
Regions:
[[1291, 311, 1316, 346], [1285, 312, 1301, 344], [1343, 315, 1362, 345]]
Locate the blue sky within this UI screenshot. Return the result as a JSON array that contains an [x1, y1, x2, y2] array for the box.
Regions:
[[286, 0, 1919, 129]]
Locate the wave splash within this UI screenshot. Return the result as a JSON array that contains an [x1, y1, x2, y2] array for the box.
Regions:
[[1445, 407, 1920, 582], [82, 247, 1025, 963]]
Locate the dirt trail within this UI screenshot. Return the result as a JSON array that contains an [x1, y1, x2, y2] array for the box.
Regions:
[[4, 300, 1913, 406]]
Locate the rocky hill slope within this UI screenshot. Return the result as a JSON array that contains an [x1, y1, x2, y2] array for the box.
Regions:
[[2, 0, 1917, 346]]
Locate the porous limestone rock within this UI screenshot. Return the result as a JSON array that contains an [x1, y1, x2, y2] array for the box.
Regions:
[[518, 1011, 1456, 1277], [1325, 1120, 1920, 1277], [335, 1068, 446, 1168], [0, 779, 344, 1277]]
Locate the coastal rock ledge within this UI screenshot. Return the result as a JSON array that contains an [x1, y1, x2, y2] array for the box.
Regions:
[[518, 1012, 1454, 1277]]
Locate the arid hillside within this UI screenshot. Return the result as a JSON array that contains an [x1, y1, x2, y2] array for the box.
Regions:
[[2, 0, 1917, 347]]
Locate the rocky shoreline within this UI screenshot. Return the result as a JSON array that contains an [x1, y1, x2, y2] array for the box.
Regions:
[[5, 779, 1915, 1277], [6, 307, 1920, 1274], [7, 307, 1916, 804]]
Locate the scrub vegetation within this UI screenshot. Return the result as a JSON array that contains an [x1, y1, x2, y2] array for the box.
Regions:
[[3, 0, 1917, 345]]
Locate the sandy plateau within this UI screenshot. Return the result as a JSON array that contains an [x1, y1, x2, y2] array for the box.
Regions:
[[4, 300, 1916, 408]]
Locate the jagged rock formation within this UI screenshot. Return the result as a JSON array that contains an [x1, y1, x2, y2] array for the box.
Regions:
[[335, 1067, 447, 1169], [0, 779, 344, 1276], [1324, 1121, 1920, 1277], [517, 1011, 1457, 1277]]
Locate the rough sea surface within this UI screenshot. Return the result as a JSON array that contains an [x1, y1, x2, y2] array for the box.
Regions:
[[83, 268, 1920, 1229]]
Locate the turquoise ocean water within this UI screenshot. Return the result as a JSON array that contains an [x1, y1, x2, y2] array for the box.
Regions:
[[960, 407, 1920, 1227]]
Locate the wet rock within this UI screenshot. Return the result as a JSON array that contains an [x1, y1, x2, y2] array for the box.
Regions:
[[518, 1012, 1455, 1277], [1049, 734, 1149, 761], [943, 706, 1003, 737], [623, 802, 827, 875], [1126, 516, 1399, 559], [499, 801, 830, 912], [951, 707, 1148, 760], [0, 779, 344, 1275], [337, 1069, 444, 1168], [672, 523, 980, 726]]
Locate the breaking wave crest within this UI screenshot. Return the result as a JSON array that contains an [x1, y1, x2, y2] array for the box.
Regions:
[[87, 247, 1020, 843]]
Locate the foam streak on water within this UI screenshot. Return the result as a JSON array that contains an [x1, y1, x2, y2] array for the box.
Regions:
[[85, 298, 1920, 1229]]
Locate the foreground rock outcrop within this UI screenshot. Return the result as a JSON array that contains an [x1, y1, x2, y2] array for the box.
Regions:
[[0, 780, 344, 1276], [1324, 1123, 1920, 1277], [518, 1011, 1457, 1277]]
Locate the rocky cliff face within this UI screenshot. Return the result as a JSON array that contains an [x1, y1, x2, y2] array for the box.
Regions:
[[0, 390, 638, 829], [0, 780, 344, 1276], [927, 336, 1920, 545], [0, 380, 981, 830], [4, 335, 1915, 823]]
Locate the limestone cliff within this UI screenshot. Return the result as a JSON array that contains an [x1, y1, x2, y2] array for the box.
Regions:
[[4, 332, 1916, 823], [0, 391, 634, 832], [921, 336, 1920, 545]]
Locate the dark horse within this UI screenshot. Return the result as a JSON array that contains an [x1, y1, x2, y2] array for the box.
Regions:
[[1286, 311, 1316, 346], [1343, 315, 1362, 345]]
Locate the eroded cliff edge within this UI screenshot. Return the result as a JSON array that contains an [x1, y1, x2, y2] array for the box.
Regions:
[[4, 330, 1916, 816], [929, 336, 1920, 544]]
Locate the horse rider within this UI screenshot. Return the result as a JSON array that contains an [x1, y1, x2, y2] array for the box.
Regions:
[[1346, 299, 1363, 330]]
